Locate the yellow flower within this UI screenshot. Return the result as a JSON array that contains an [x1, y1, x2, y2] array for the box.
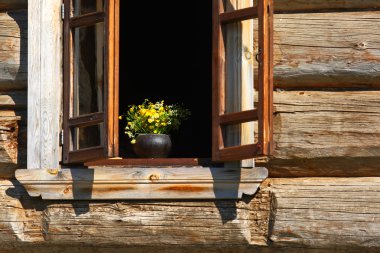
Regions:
[[161, 123, 167, 126], [154, 130, 158, 134], [118, 116, 122, 120], [131, 139, 136, 144], [148, 118, 154, 123], [128, 122, 132, 125], [153, 113, 160, 118]]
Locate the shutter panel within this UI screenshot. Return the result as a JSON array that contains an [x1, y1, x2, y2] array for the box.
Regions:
[[212, 0, 273, 162], [63, 0, 119, 164]]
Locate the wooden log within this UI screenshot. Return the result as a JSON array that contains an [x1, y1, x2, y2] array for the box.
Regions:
[[258, 90, 380, 176], [268, 178, 380, 250], [267, 0, 380, 13], [273, 90, 380, 159], [258, 11, 380, 88], [0, 10, 27, 91], [0, 178, 380, 252], [0, 116, 26, 178], [0, 0, 27, 11]]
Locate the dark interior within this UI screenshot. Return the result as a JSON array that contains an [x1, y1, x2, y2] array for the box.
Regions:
[[119, 1, 212, 158]]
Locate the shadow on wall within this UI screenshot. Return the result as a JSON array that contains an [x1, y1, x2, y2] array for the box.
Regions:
[[5, 9, 28, 173]]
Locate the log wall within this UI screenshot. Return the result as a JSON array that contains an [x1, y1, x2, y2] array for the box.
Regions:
[[0, 0, 379, 252], [0, 178, 379, 253]]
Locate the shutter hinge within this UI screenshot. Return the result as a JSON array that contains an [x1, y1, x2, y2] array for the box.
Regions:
[[59, 130, 64, 146], [61, 3, 65, 21], [255, 47, 262, 66]]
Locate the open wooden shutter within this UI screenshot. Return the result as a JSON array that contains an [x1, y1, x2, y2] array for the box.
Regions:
[[63, 0, 119, 164], [212, 0, 273, 162]]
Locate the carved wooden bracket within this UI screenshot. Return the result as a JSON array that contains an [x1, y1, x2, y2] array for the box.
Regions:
[[15, 167, 268, 200]]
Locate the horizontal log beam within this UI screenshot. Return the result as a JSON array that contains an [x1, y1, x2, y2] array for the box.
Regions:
[[0, 10, 27, 91], [267, 0, 380, 13], [0, 178, 379, 252], [257, 90, 380, 176], [273, 90, 380, 158], [269, 11, 380, 88]]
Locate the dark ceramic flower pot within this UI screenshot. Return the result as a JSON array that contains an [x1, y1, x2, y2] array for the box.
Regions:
[[133, 134, 172, 158]]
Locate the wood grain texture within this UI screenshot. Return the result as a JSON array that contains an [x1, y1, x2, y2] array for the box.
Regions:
[[0, 112, 26, 177], [0, 0, 27, 11], [266, 0, 380, 13], [15, 167, 268, 199], [270, 11, 380, 88], [1, 178, 380, 252], [28, 0, 62, 169], [0, 10, 27, 91], [27, 0, 41, 169], [255, 90, 380, 176], [268, 178, 380, 250], [273, 90, 380, 159], [0, 118, 20, 171]]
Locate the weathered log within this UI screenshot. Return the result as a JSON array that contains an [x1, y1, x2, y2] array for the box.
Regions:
[[267, 0, 380, 13], [273, 90, 380, 159], [260, 90, 380, 176], [0, 0, 27, 11], [269, 11, 380, 88], [0, 178, 379, 252], [0, 109, 25, 177], [0, 10, 27, 91]]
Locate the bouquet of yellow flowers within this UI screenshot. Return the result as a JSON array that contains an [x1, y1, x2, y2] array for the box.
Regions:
[[120, 99, 190, 144]]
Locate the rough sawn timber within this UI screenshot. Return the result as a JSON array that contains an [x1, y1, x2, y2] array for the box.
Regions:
[[0, 178, 380, 252]]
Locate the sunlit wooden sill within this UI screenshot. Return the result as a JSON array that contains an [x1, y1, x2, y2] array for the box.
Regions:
[[84, 158, 216, 167], [15, 167, 268, 200]]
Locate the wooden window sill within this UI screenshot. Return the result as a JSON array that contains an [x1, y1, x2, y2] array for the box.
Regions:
[[15, 166, 268, 200], [84, 158, 216, 167]]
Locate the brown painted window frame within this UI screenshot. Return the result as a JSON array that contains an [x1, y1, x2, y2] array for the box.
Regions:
[[62, 0, 273, 165], [63, 0, 119, 164], [212, 0, 274, 162]]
